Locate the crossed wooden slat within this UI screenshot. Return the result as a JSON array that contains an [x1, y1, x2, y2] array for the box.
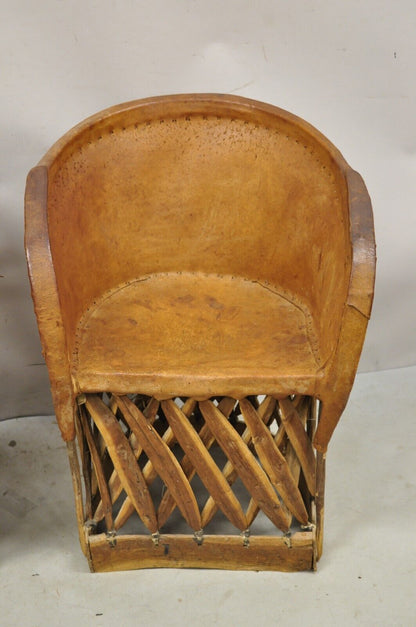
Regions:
[[199, 396, 277, 527], [157, 396, 236, 528], [92, 396, 160, 525], [79, 393, 316, 535], [85, 394, 158, 533]]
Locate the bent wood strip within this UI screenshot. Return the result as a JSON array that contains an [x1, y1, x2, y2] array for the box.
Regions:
[[294, 397, 314, 516], [162, 399, 247, 531], [244, 413, 293, 526], [94, 397, 159, 522], [201, 396, 276, 527], [141, 397, 197, 485], [85, 394, 157, 532], [245, 497, 260, 527], [199, 400, 291, 532], [119, 397, 160, 452], [115, 395, 202, 531], [78, 405, 114, 530], [88, 532, 315, 572], [157, 397, 236, 528], [239, 398, 308, 525], [279, 397, 316, 495], [282, 397, 311, 525], [227, 398, 289, 526], [115, 397, 197, 529], [284, 443, 302, 521], [74, 409, 93, 521], [245, 403, 286, 523]]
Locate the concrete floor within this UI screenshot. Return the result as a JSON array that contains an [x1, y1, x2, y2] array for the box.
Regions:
[[1, 366, 415, 626]]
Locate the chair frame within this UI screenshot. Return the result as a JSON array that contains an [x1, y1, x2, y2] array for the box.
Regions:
[[25, 94, 375, 571]]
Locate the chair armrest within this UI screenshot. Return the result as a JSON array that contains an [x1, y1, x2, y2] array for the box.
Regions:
[[346, 169, 376, 318], [25, 165, 75, 440], [313, 169, 376, 452]]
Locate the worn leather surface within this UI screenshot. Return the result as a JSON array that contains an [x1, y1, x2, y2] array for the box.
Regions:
[[73, 272, 323, 398]]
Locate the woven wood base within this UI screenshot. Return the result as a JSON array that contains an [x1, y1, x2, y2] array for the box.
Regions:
[[71, 393, 323, 571]]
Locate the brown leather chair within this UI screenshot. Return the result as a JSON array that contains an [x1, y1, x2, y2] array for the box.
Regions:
[[25, 94, 375, 571]]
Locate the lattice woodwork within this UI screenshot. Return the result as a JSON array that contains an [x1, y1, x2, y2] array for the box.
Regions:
[[74, 393, 319, 561]]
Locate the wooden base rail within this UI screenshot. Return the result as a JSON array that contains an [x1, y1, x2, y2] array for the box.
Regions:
[[87, 532, 316, 572]]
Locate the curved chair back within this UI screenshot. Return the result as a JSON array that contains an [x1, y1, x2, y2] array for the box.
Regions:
[[44, 96, 350, 364]]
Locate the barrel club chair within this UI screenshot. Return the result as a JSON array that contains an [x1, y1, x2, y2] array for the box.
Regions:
[[25, 94, 375, 572]]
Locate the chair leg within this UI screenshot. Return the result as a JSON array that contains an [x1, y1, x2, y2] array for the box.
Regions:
[[315, 450, 326, 561], [66, 439, 90, 559]]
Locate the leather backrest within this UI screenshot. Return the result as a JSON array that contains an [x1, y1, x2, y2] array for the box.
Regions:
[[45, 96, 351, 363]]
